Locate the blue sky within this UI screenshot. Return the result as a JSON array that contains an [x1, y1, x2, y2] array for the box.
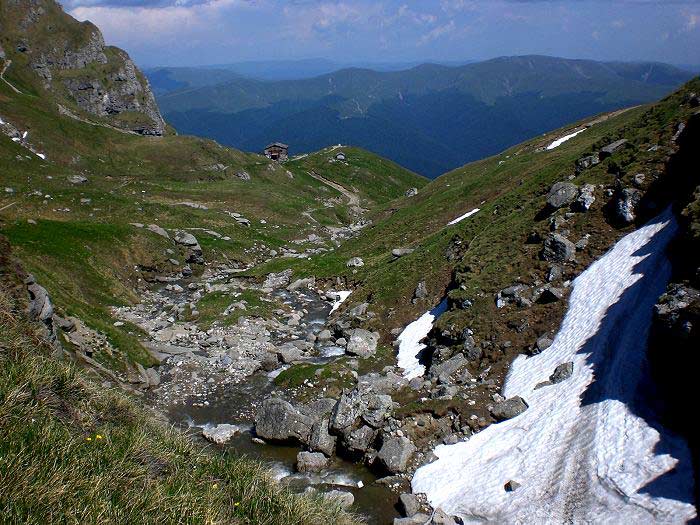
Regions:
[[65, 0, 700, 68]]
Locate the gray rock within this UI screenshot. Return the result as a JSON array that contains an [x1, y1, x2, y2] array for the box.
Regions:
[[349, 302, 369, 318], [144, 367, 160, 387], [576, 153, 600, 171], [399, 493, 421, 517], [345, 328, 379, 358], [25, 275, 53, 323], [550, 362, 574, 384], [276, 343, 303, 363], [429, 353, 468, 379], [174, 231, 199, 247], [202, 424, 240, 445], [394, 515, 431, 525], [538, 285, 565, 303], [546, 182, 578, 209], [287, 277, 315, 291], [392, 248, 415, 258], [615, 188, 642, 224], [361, 393, 394, 428], [541, 233, 575, 263], [317, 329, 332, 342], [263, 269, 292, 289], [413, 280, 428, 301], [67, 175, 88, 184], [504, 480, 521, 492], [255, 398, 313, 443], [377, 436, 416, 474], [235, 170, 250, 181], [405, 187, 418, 197], [491, 396, 529, 421], [536, 336, 553, 352], [296, 451, 329, 473], [600, 139, 628, 158], [432, 509, 457, 525], [330, 392, 363, 433], [346, 257, 364, 268], [575, 184, 596, 211], [324, 490, 354, 509], [344, 425, 377, 453], [308, 419, 337, 456]]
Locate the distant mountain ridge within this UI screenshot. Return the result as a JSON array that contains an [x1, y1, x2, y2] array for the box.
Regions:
[[153, 56, 692, 178]]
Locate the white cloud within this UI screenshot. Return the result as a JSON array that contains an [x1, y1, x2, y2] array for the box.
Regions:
[[418, 19, 456, 45]]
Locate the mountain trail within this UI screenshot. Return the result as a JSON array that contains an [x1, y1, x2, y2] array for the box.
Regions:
[[0, 59, 23, 95], [308, 170, 361, 207]]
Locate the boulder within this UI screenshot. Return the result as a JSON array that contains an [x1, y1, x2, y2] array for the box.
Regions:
[[308, 419, 337, 456], [361, 393, 393, 428], [255, 398, 313, 443], [263, 269, 292, 289], [538, 285, 565, 303], [25, 275, 53, 323], [504, 480, 521, 492], [67, 174, 88, 184], [541, 233, 575, 263], [574, 184, 596, 211], [546, 182, 578, 209], [377, 436, 416, 474], [550, 361, 574, 384], [317, 329, 332, 342], [615, 187, 641, 224], [600, 139, 628, 158], [287, 277, 315, 292], [346, 257, 364, 268], [405, 187, 418, 197], [392, 248, 415, 258], [432, 509, 457, 525], [324, 490, 354, 509], [174, 231, 199, 247], [429, 353, 468, 380], [345, 328, 379, 358], [394, 515, 431, 525], [344, 425, 377, 454], [235, 170, 251, 181], [491, 396, 529, 421], [413, 281, 428, 301], [276, 343, 303, 363], [296, 451, 329, 473], [330, 392, 364, 433], [536, 336, 553, 353], [202, 424, 240, 445], [576, 153, 600, 171], [399, 493, 420, 517]]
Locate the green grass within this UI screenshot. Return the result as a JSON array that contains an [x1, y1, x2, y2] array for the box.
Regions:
[[0, 284, 359, 525]]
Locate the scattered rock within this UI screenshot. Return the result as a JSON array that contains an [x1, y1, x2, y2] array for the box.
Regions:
[[504, 480, 521, 492], [574, 184, 596, 211], [600, 139, 628, 158], [576, 153, 600, 171], [394, 514, 431, 525], [392, 248, 415, 258], [202, 424, 240, 445], [541, 233, 575, 263], [235, 170, 251, 181], [615, 187, 642, 224], [296, 451, 329, 473], [413, 281, 428, 302], [399, 493, 420, 517], [405, 187, 418, 197], [377, 436, 416, 474], [308, 419, 337, 456], [255, 398, 313, 443], [345, 328, 379, 358], [287, 277, 315, 291], [550, 361, 574, 383], [346, 257, 364, 268], [25, 275, 53, 323], [546, 182, 578, 209], [67, 175, 88, 184], [491, 396, 529, 421]]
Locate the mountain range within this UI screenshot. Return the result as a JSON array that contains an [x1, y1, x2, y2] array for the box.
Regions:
[[151, 56, 692, 178]]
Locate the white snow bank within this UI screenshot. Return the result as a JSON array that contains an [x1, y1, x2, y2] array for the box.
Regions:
[[397, 300, 447, 379], [329, 290, 352, 314], [447, 208, 479, 226], [546, 128, 586, 150], [413, 209, 696, 523], [0, 116, 4, 124], [36, 153, 46, 160]]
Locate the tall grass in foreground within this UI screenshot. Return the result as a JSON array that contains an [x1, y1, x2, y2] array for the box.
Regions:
[[0, 289, 359, 524]]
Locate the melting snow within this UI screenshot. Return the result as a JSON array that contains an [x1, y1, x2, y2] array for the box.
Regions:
[[546, 128, 586, 150], [397, 300, 448, 379], [36, 153, 46, 160], [412, 209, 696, 523], [447, 208, 479, 226], [329, 290, 352, 314]]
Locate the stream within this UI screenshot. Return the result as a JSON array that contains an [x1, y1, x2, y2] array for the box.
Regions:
[[117, 269, 400, 523]]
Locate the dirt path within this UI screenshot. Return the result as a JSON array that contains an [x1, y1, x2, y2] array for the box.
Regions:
[[0, 60, 23, 94], [308, 170, 361, 207]]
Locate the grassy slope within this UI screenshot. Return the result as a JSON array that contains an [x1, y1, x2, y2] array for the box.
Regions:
[[251, 79, 700, 334], [0, 63, 424, 372], [0, 256, 357, 525]]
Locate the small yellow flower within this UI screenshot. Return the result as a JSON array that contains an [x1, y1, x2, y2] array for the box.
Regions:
[[96, 435, 103, 440], [86, 437, 92, 442], [234, 502, 240, 507], [212, 483, 218, 489]]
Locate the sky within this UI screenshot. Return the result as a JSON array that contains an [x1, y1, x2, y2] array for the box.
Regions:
[[64, 0, 700, 68]]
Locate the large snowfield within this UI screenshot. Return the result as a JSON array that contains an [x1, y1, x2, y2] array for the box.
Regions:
[[412, 209, 697, 523]]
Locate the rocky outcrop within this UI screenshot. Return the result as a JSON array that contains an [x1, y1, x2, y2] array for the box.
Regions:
[[2, 0, 165, 135]]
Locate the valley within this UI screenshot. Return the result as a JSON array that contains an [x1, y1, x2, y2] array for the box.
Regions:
[[1, 1, 700, 524]]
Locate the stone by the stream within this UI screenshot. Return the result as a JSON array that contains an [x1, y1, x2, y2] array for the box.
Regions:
[[309, 418, 337, 456], [399, 493, 421, 517], [491, 396, 529, 421], [202, 424, 240, 445], [255, 398, 313, 443], [377, 436, 416, 474], [296, 451, 329, 473], [324, 490, 354, 509], [394, 514, 431, 525], [345, 329, 379, 358]]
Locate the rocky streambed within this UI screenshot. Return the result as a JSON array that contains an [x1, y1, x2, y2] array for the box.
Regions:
[[113, 266, 402, 523]]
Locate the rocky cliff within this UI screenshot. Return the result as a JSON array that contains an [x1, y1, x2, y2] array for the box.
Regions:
[[0, 0, 165, 135]]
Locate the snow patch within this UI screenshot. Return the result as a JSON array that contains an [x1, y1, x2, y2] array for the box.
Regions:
[[546, 128, 586, 150], [329, 290, 352, 314], [36, 153, 46, 160], [397, 300, 448, 379], [412, 209, 696, 523], [447, 208, 479, 226]]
